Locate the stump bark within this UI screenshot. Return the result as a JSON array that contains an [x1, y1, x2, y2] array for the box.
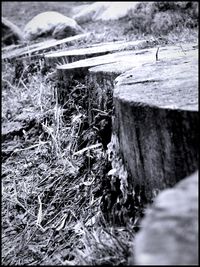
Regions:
[[114, 48, 198, 198]]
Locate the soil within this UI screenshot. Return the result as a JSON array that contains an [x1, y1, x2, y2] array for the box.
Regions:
[[1, 1, 198, 265]]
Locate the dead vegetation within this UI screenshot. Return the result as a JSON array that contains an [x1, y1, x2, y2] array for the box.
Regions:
[[2, 54, 143, 265], [1, 1, 198, 265]]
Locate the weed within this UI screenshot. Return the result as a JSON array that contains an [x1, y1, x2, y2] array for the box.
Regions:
[[2, 2, 198, 265], [2, 52, 139, 265]]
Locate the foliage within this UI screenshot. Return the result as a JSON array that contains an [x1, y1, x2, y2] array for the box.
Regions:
[[126, 1, 198, 36]]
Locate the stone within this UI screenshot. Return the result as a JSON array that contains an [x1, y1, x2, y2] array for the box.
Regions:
[[73, 2, 139, 23], [71, 4, 91, 17], [2, 17, 24, 46], [113, 46, 198, 199], [132, 171, 198, 265], [23, 11, 83, 41]]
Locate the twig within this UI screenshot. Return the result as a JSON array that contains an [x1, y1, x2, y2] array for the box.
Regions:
[[103, 227, 127, 252], [36, 195, 43, 226], [12, 142, 48, 153], [156, 47, 160, 61], [73, 143, 102, 156], [19, 78, 29, 90], [2, 78, 16, 90]]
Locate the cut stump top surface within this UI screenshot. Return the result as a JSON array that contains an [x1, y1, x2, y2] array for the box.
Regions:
[[46, 39, 150, 59], [114, 46, 198, 111], [2, 33, 92, 60]]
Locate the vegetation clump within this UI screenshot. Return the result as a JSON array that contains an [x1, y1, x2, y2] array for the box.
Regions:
[[125, 1, 198, 40], [2, 54, 143, 265], [2, 1, 198, 265]]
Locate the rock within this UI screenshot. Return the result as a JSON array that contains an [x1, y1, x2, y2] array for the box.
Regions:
[[71, 4, 91, 16], [73, 2, 139, 23], [132, 171, 198, 265], [2, 17, 24, 46], [113, 46, 198, 199], [73, 2, 109, 23], [23, 11, 83, 41]]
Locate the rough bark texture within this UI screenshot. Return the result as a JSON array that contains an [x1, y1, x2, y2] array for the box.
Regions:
[[114, 50, 198, 199], [86, 72, 117, 111], [56, 43, 198, 200], [131, 171, 198, 265]]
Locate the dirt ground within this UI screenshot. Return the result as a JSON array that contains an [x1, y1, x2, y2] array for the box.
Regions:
[[2, 2, 138, 265], [1, 1, 198, 265]]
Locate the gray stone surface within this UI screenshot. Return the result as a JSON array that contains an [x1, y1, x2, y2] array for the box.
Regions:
[[113, 46, 198, 197], [132, 171, 198, 265], [2, 17, 24, 46], [73, 2, 139, 23], [23, 11, 83, 41]]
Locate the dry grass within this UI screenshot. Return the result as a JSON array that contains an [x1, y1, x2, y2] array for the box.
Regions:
[[2, 55, 140, 265], [1, 1, 198, 265]]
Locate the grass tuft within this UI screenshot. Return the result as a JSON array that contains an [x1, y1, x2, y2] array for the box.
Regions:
[[2, 2, 198, 265]]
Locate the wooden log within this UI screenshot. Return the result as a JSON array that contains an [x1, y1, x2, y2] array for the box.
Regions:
[[45, 39, 152, 66], [57, 42, 197, 88], [88, 43, 198, 117], [56, 43, 197, 120], [113, 47, 198, 199], [2, 32, 92, 60]]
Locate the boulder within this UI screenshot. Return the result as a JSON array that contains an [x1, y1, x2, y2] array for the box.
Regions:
[[73, 2, 139, 23], [23, 11, 83, 41], [2, 17, 24, 46], [132, 171, 198, 265]]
